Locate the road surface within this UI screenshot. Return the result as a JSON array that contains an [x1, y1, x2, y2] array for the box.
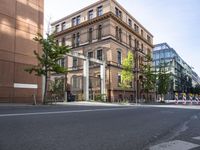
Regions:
[[0, 104, 200, 150]]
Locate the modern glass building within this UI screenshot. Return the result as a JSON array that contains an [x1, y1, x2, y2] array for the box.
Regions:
[[153, 43, 194, 100]]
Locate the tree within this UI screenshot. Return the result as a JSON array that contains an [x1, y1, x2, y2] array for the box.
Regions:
[[25, 33, 70, 104], [120, 51, 134, 101], [193, 84, 200, 94], [142, 54, 156, 101], [157, 63, 171, 101], [49, 78, 65, 95]]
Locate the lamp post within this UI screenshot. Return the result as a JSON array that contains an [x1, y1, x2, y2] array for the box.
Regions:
[[133, 45, 142, 104]]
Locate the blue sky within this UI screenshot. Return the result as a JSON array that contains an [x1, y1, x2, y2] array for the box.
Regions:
[[44, 0, 200, 75]]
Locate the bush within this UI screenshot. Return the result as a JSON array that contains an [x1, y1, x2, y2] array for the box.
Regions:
[[95, 94, 106, 102]]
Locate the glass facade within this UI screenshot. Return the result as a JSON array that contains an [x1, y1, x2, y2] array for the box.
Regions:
[[153, 43, 194, 100]]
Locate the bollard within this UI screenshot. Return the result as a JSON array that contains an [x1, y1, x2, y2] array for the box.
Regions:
[[196, 97, 199, 105], [182, 97, 186, 105], [33, 94, 37, 105]]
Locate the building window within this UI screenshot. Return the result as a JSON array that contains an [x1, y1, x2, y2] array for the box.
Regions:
[[115, 7, 118, 16], [130, 95, 133, 100], [88, 28, 93, 43], [73, 58, 78, 67], [117, 50, 122, 65], [116, 26, 122, 41], [116, 26, 119, 40], [76, 32, 80, 46], [147, 48, 151, 55], [97, 6, 103, 16], [88, 51, 93, 66], [72, 34, 76, 48], [88, 10, 93, 20], [147, 35, 151, 43], [62, 22, 66, 31], [118, 74, 121, 86], [141, 29, 144, 37], [134, 24, 139, 32], [62, 37, 65, 46], [129, 35, 132, 47], [130, 82, 133, 88], [72, 76, 79, 88], [61, 58, 65, 67], [72, 16, 81, 26], [56, 39, 59, 46], [97, 49, 103, 60], [119, 94, 123, 100], [98, 25, 102, 40], [128, 19, 132, 27], [76, 16, 81, 25], [141, 43, 143, 51], [115, 7, 122, 19], [55, 25, 60, 32], [72, 18, 76, 26], [88, 51, 93, 59], [119, 28, 122, 42], [135, 39, 139, 48]]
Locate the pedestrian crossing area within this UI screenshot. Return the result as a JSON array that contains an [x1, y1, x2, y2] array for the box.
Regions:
[[150, 137, 200, 150]]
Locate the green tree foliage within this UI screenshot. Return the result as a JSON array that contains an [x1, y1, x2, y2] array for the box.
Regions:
[[49, 78, 65, 94], [157, 63, 171, 101], [25, 33, 70, 104], [120, 51, 134, 101], [142, 54, 156, 101], [192, 84, 200, 94]]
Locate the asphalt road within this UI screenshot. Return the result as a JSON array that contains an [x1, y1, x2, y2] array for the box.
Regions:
[[0, 104, 200, 150]]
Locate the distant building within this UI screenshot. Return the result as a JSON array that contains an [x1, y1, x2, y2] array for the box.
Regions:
[[192, 71, 200, 87], [153, 43, 199, 99], [51, 0, 154, 102], [0, 0, 44, 103]]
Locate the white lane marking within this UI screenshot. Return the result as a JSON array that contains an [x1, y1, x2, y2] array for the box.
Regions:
[[149, 140, 199, 150], [193, 136, 200, 140], [142, 105, 200, 110], [0, 107, 133, 117]]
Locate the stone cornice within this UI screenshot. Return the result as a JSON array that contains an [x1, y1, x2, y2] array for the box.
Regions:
[[54, 12, 154, 48]]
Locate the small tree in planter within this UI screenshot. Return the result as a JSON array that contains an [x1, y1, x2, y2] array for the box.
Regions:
[[25, 33, 70, 104], [120, 51, 134, 101]]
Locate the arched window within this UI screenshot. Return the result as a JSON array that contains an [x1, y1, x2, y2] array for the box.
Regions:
[[98, 25, 102, 40], [129, 35, 132, 47], [88, 28, 93, 43], [119, 28, 122, 42], [116, 26, 119, 39]]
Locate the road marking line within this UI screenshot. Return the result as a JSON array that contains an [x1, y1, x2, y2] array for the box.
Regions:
[[0, 107, 133, 117], [142, 105, 200, 110], [193, 136, 200, 140], [149, 140, 199, 150]]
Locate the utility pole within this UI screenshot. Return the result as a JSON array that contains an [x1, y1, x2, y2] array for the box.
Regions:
[[134, 44, 139, 105]]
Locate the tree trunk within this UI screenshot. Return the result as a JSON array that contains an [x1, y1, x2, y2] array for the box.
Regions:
[[123, 89, 126, 102], [43, 70, 48, 104]]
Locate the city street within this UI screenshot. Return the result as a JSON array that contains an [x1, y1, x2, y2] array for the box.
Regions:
[[0, 104, 200, 150]]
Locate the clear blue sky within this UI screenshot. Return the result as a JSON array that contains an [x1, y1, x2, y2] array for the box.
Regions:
[[44, 0, 200, 75]]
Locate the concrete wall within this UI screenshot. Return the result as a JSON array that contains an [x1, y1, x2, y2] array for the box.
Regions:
[[0, 0, 44, 103]]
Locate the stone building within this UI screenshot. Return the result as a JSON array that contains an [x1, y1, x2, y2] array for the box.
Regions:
[[51, 0, 154, 102], [0, 0, 44, 103]]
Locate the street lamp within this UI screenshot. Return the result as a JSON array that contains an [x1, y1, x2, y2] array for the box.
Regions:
[[133, 46, 144, 104]]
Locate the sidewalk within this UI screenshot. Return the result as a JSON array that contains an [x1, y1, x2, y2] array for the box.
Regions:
[[55, 101, 135, 107], [0, 103, 35, 107]]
